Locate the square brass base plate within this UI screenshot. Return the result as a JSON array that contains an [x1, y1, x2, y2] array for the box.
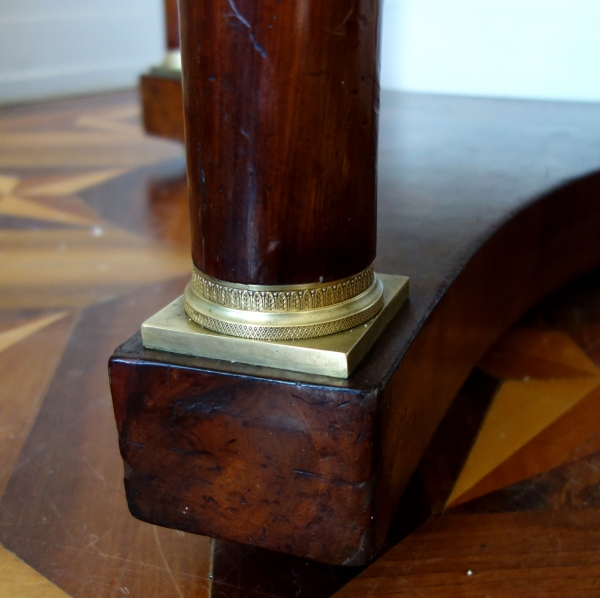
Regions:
[[141, 273, 409, 378]]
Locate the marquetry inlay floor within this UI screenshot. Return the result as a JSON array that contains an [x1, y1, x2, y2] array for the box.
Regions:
[[1, 92, 600, 597], [336, 277, 600, 598]]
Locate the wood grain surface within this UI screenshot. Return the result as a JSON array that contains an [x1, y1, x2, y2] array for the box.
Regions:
[[140, 75, 185, 142], [0, 93, 211, 598], [2, 90, 600, 593], [179, 0, 379, 285], [0, 545, 69, 598], [110, 335, 379, 565]]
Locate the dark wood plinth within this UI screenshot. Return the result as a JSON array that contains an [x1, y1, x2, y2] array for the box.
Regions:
[[140, 73, 184, 142], [110, 335, 377, 565]]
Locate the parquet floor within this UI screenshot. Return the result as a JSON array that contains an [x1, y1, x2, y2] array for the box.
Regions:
[[1, 92, 600, 596], [337, 274, 600, 597], [0, 93, 212, 598]]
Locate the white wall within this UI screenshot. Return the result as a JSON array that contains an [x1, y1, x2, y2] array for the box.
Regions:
[[380, 0, 600, 102], [0, 0, 164, 104], [2, 0, 600, 104]]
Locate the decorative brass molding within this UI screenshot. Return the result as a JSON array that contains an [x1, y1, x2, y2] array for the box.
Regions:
[[183, 265, 384, 341], [142, 274, 409, 378], [184, 296, 383, 341], [190, 265, 375, 313]]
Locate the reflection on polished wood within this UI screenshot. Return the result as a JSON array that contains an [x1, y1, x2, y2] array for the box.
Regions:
[[2, 90, 600, 593]]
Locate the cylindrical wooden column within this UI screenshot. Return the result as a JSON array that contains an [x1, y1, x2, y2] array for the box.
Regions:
[[180, 0, 384, 340], [164, 0, 180, 51]]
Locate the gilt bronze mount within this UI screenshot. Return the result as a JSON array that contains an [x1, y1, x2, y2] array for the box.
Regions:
[[143, 273, 408, 378], [183, 264, 388, 341]]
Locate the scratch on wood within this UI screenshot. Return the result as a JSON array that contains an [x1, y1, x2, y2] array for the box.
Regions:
[[355, 426, 369, 445], [325, 7, 354, 35], [292, 394, 334, 407], [153, 525, 185, 598], [47, 496, 78, 544], [292, 469, 366, 489], [226, 0, 268, 58], [125, 440, 145, 448], [80, 453, 113, 487]]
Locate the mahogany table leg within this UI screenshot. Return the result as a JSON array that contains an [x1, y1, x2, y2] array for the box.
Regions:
[[114, 0, 411, 565]]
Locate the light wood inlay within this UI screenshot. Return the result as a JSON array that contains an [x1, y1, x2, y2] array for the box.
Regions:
[[0, 228, 190, 309], [454, 384, 600, 506], [0, 195, 99, 227], [0, 545, 69, 598], [0, 132, 182, 169], [0, 312, 68, 354], [447, 376, 600, 505], [0, 99, 183, 170], [0, 175, 19, 195], [19, 169, 126, 197], [77, 116, 141, 135]]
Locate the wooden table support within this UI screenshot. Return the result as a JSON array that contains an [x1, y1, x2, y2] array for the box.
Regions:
[[110, 171, 600, 565], [114, 0, 401, 564], [111, 0, 600, 567]]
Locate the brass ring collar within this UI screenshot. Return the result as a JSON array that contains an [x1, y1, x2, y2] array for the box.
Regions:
[[183, 265, 384, 341]]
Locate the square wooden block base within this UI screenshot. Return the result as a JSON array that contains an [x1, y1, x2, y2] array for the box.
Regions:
[[108, 278, 412, 566]]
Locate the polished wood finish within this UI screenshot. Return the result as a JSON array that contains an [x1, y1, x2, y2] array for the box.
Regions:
[[111, 89, 600, 563], [140, 71, 185, 143], [165, 0, 180, 50], [138, 1, 182, 143], [337, 510, 600, 597], [3, 91, 600, 593], [111, 339, 376, 565], [140, 74, 185, 142], [371, 172, 600, 555], [179, 0, 380, 285]]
